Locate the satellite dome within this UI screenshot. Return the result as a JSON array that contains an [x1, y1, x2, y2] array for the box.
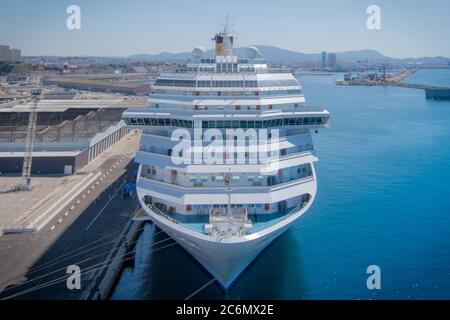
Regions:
[[192, 47, 206, 58], [245, 46, 261, 59]]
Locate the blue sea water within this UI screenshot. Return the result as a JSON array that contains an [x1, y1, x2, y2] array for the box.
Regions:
[[403, 68, 450, 87], [111, 70, 450, 300]]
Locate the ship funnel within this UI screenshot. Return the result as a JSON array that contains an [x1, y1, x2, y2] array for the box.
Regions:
[[213, 32, 235, 57], [213, 15, 236, 57]]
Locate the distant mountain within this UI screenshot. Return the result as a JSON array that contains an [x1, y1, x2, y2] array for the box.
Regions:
[[128, 46, 320, 63], [126, 46, 450, 65], [26, 46, 448, 65], [128, 52, 192, 61], [334, 49, 389, 62], [399, 56, 450, 64]]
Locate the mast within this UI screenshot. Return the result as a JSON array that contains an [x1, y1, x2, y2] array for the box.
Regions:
[[226, 167, 232, 218], [213, 15, 235, 57]]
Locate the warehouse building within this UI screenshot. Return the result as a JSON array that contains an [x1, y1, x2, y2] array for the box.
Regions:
[[44, 77, 151, 95], [0, 96, 146, 175]]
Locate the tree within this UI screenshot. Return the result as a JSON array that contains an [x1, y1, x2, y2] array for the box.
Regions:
[[0, 62, 13, 75]]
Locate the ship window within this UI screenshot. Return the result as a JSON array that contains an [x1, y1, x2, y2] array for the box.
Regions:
[[201, 176, 208, 182], [190, 176, 198, 182]]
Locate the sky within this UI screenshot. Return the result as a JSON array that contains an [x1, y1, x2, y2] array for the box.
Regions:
[[1, 0, 450, 58]]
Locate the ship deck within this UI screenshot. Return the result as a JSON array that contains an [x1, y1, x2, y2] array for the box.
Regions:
[[161, 209, 297, 234]]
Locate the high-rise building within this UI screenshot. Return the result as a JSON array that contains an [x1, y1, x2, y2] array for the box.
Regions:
[[328, 53, 337, 68], [0, 45, 10, 62], [9, 49, 21, 62], [321, 51, 327, 70]]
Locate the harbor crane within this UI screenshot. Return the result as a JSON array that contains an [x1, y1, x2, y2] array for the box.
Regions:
[[18, 89, 41, 191]]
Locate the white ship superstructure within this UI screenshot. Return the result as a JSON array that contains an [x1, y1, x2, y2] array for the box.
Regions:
[[123, 27, 330, 289]]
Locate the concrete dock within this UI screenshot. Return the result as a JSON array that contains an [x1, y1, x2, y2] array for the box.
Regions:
[[336, 69, 450, 100], [0, 132, 146, 300]]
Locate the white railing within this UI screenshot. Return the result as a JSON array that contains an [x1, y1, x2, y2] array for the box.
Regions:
[[146, 203, 182, 226], [145, 195, 310, 237]]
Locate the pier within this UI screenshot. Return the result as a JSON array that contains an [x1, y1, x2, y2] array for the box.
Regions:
[[0, 132, 145, 300], [336, 69, 450, 100]]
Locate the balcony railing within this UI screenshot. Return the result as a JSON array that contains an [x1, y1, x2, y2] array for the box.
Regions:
[[144, 194, 311, 237]]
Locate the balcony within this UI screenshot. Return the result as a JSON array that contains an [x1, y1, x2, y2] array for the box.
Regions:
[[142, 194, 312, 236], [137, 173, 315, 206]]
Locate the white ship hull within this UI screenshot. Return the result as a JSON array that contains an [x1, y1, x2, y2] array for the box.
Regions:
[[137, 184, 316, 289], [123, 26, 330, 291]]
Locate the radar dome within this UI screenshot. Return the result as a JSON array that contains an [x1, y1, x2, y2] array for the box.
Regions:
[[192, 47, 206, 58], [245, 46, 261, 59]]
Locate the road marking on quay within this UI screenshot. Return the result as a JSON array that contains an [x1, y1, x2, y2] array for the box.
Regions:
[[85, 182, 126, 231], [47, 160, 126, 233]]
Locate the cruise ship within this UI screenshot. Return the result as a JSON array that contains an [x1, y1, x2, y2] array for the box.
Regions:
[[122, 27, 330, 290]]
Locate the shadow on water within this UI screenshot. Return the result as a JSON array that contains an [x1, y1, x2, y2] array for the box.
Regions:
[[110, 224, 306, 300], [0, 159, 139, 300]]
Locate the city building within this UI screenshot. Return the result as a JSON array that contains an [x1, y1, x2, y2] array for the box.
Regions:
[[321, 51, 327, 71], [0, 45, 22, 62], [0, 45, 10, 62], [9, 49, 21, 62], [328, 53, 337, 69]]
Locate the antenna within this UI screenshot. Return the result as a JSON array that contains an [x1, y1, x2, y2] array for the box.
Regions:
[[220, 14, 234, 34]]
